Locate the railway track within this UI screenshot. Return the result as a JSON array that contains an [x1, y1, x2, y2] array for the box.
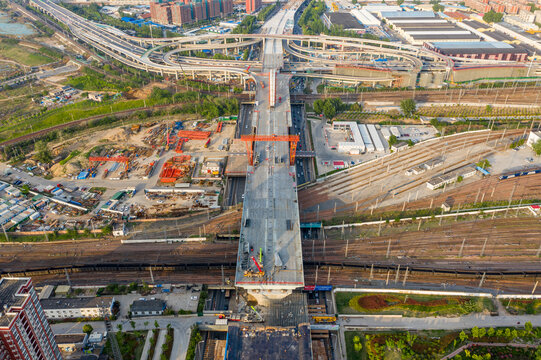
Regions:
[[298, 130, 523, 220]]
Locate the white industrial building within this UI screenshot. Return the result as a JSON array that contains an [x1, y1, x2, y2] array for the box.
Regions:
[[333, 122, 366, 154], [527, 131, 541, 148], [333, 122, 386, 154], [358, 124, 375, 152], [41, 297, 115, 319], [351, 8, 380, 26]]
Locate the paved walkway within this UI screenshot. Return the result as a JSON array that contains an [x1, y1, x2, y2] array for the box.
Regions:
[[340, 314, 541, 330], [152, 329, 166, 360], [140, 330, 152, 360], [441, 342, 539, 360]]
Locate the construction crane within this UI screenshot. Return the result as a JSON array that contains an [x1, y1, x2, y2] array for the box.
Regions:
[[251, 256, 265, 277], [240, 134, 300, 165], [88, 156, 130, 171]]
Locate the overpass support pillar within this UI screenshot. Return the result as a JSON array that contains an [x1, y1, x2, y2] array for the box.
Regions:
[[192, 70, 195, 79], [175, 71, 178, 80]]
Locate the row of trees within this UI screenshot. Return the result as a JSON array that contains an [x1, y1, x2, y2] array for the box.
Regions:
[[257, 2, 279, 21], [232, 15, 258, 34]]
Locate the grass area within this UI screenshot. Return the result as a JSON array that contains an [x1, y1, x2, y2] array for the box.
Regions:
[[335, 292, 494, 317], [104, 331, 147, 360], [0, 41, 53, 66], [346, 325, 541, 360], [418, 104, 541, 118], [500, 299, 541, 315], [59, 150, 80, 165], [161, 327, 174, 359], [147, 329, 159, 360], [186, 325, 202, 360], [0, 98, 145, 142]]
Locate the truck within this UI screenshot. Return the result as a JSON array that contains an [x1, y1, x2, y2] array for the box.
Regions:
[[204, 138, 211, 148]]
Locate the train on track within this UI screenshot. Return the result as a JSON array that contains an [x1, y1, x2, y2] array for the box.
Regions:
[[499, 167, 541, 180]]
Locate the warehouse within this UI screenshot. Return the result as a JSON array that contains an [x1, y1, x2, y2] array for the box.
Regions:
[[427, 165, 477, 190], [358, 124, 375, 152], [424, 41, 528, 61], [333, 122, 366, 154], [323, 12, 365, 33], [380, 11, 479, 45], [351, 8, 380, 27]]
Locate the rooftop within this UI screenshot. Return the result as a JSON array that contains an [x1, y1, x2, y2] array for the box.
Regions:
[[430, 41, 513, 49], [325, 12, 365, 30], [40, 296, 114, 310], [131, 299, 166, 312], [55, 334, 87, 344], [381, 10, 435, 18], [0, 278, 31, 328]]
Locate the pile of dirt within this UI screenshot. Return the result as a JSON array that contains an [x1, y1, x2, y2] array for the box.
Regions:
[[50, 161, 83, 177], [126, 82, 168, 100], [104, 127, 129, 143]]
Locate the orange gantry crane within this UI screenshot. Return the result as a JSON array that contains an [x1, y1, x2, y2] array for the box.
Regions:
[[88, 156, 130, 171], [240, 134, 300, 166]]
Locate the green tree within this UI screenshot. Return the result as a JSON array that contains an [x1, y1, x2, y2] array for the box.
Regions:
[[472, 326, 479, 338], [459, 330, 468, 342], [485, 104, 493, 113], [487, 327, 495, 337], [400, 98, 416, 116], [504, 328, 511, 338], [313, 99, 325, 114], [388, 135, 397, 146], [323, 101, 336, 119], [117, 324, 122, 332], [526, 321, 533, 334], [432, 3, 444, 11], [532, 139, 541, 155], [457, 175, 464, 183], [478, 327, 486, 338], [511, 329, 518, 339], [82, 324, 93, 334], [397, 0, 404, 4], [483, 10, 503, 23], [34, 141, 52, 164], [130, 320, 136, 329], [154, 320, 159, 328]]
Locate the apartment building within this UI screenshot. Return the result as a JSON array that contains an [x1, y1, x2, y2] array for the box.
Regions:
[[0, 278, 61, 360]]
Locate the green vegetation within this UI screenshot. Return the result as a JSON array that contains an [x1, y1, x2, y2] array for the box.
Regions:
[[483, 10, 503, 23], [62, 3, 158, 38], [510, 138, 526, 149], [257, 2, 278, 21], [532, 139, 541, 155], [186, 325, 202, 360], [160, 326, 174, 360], [65, 64, 153, 91], [501, 299, 541, 315], [335, 292, 494, 317], [322, 198, 541, 226], [400, 98, 416, 117], [82, 324, 93, 335], [34, 140, 51, 163], [0, 39, 54, 66], [104, 331, 146, 360], [0, 87, 238, 145], [299, 0, 388, 40], [59, 150, 80, 165], [147, 329, 159, 360], [232, 15, 258, 34], [347, 324, 541, 360], [97, 282, 150, 296], [178, 78, 242, 94], [312, 97, 359, 119], [476, 159, 491, 170], [197, 285, 208, 314]]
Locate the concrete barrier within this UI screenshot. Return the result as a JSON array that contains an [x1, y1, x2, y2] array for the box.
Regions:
[[334, 287, 493, 298]]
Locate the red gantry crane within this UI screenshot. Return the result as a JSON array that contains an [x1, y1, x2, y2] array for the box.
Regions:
[[88, 156, 130, 171], [241, 134, 300, 166]]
